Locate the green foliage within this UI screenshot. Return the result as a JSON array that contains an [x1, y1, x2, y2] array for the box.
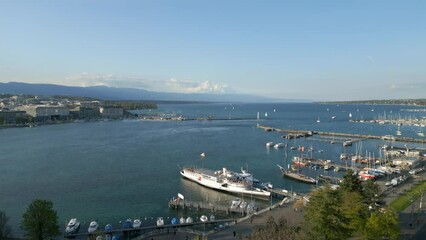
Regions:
[[362, 179, 380, 205], [319, 98, 426, 106], [247, 216, 303, 240], [341, 191, 368, 236], [21, 199, 60, 240], [390, 180, 426, 211], [103, 100, 157, 110], [339, 169, 362, 194], [363, 208, 399, 240], [0, 210, 12, 240], [304, 185, 351, 240]]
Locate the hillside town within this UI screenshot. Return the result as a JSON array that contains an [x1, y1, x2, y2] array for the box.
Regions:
[[0, 94, 155, 127]]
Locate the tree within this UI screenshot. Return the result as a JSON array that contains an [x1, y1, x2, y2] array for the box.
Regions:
[[0, 210, 12, 240], [363, 208, 399, 240], [247, 216, 302, 240], [362, 179, 380, 206], [339, 169, 362, 194], [303, 185, 351, 240], [21, 199, 60, 240], [340, 191, 368, 237]]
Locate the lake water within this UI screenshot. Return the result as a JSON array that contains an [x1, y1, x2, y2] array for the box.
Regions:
[[0, 103, 424, 236]]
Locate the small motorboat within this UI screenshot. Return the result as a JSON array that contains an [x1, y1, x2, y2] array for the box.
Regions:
[[156, 217, 164, 226], [230, 199, 241, 209], [65, 218, 80, 234], [132, 219, 141, 228], [104, 224, 113, 232], [274, 143, 284, 149], [88, 221, 99, 233], [186, 217, 193, 224], [122, 219, 132, 229], [171, 217, 179, 225], [266, 142, 274, 147], [200, 215, 208, 222]]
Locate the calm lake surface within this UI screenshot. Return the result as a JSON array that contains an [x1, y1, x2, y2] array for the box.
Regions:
[[0, 103, 424, 235]]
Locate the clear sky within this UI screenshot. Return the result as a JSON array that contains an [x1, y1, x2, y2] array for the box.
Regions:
[[0, 0, 425, 101]]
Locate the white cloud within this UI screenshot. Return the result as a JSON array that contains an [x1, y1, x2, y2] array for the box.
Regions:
[[65, 73, 151, 89], [166, 78, 230, 94], [389, 82, 425, 90]]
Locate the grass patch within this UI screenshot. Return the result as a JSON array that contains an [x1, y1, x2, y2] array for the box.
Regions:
[[389, 180, 426, 211]]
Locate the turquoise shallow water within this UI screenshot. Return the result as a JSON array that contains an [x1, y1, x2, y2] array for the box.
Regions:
[[0, 103, 424, 236]]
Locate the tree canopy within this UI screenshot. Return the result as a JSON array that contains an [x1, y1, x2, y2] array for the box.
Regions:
[[0, 210, 12, 240], [21, 199, 60, 240]]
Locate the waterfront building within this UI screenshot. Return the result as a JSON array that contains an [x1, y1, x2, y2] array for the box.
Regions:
[[392, 157, 422, 169], [0, 110, 27, 124], [17, 105, 70, 121], [99, 106, 123, 119], [70, 106, 101, 119]]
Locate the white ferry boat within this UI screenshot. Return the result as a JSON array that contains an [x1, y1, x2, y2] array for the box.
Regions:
[[180, 167, 271, 199]]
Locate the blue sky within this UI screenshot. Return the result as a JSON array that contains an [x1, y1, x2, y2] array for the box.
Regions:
[[0, 0, 425, 101]]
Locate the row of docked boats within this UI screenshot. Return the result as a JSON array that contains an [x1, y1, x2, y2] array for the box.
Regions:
[[65, 218, 146, 235], [65, 215, 213, 236], [266, 141, 285, 149], [230, 198, 256, 213]]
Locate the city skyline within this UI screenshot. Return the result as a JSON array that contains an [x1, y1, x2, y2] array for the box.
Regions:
[[1, 0, 425, 101]]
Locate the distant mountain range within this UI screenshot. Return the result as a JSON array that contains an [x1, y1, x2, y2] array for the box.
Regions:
[[0, 82, 306, 103]]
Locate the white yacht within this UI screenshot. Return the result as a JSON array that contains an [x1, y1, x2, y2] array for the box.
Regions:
[[266, 142, 274, 147], [274, 143, 285, 149], [180, 167, 271, 199], [88, 221, 99, 233], [65, 218, 80, 234], [343, 140, 353, 147], [179, 217, 186, 224]]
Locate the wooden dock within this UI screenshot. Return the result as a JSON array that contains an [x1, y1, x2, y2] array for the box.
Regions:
[[258, 125, 426, 143], [64, 219, 235, 239], [168, 199, 248, 214]]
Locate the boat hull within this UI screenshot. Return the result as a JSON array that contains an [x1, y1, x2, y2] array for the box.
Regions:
[[180, 168, 271, 199], [277, 165, 317, 184]]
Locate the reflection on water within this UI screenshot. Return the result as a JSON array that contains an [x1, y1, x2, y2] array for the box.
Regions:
[[179, 178, 269, 206]]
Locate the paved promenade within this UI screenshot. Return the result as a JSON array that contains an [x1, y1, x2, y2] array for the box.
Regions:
[[138, 171, 425, 240]]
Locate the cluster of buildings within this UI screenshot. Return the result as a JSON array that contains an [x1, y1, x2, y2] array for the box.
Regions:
[[0, 95, 125, 126]]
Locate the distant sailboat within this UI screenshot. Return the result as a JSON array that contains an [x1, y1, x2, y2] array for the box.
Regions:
[[265, 112, 268, 117], [273, 109, 276, 112], [349, 112, 352, 118], [316, 117, 320, 123], [396, 125, 402, 136], [200, 152, 206, 158], [417, 126, 425, 137]]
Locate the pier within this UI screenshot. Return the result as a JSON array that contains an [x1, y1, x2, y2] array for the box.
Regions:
[[64, 219, 235, 239], [169, 199, 249, 215], [258, 125, 426, 144]]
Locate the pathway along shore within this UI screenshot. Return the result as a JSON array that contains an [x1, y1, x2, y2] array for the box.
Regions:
[[257, 125, 426, 144], [138, 171, 425, 240]]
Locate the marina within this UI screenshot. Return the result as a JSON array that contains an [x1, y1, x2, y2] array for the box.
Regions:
[[2, 102, 425, 238], [258, 125, 426, 144]]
